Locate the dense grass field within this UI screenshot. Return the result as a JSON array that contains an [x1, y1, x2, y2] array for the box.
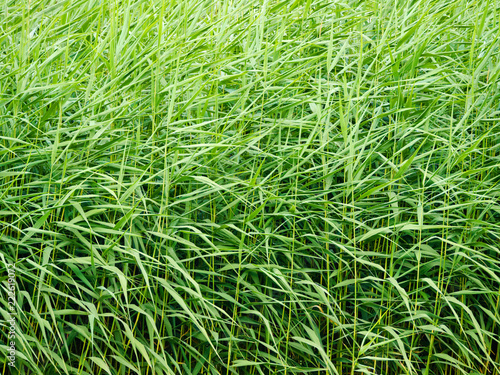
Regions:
[[1, 0, 500, 374]]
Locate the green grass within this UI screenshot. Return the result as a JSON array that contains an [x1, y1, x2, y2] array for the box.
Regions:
[[1, 0, 500, 374]]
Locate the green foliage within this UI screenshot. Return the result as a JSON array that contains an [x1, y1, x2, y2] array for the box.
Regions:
[[1, 0, 500, 374]]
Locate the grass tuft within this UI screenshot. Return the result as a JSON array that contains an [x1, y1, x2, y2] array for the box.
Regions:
[[1, 0, 500, 374]]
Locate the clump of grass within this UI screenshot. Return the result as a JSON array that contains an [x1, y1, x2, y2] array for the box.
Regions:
[[1, 0, 500, 374]]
